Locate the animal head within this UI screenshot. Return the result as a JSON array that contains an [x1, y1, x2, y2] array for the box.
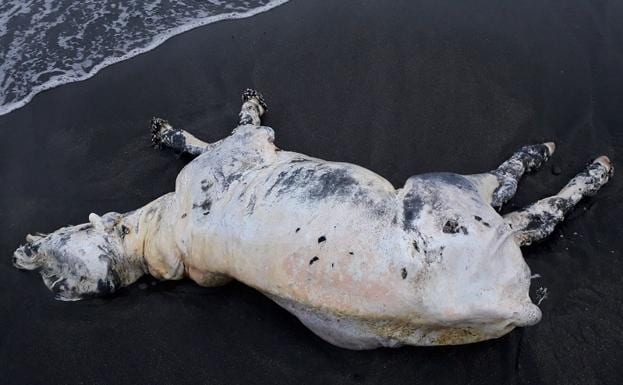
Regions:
[[13, 212, 144, 300]]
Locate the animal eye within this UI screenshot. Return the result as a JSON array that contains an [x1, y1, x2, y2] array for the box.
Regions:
[[120, 225, 130, 237]]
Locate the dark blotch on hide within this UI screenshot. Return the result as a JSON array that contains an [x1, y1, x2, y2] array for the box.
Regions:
[[265, 170, 290, 196], [443, 220, 459, 233], [161, 130, 186, 152], [552, 197, 573, 213], [58, 233, 71, 246], [412, 240, 420, 252], [267, 167, 359, 201], [417, 173, 477, 192], [295, 227, 301, 233], [181, 213, 187, 218], [239, 114, 254, 125], [96, 250, 122, 296], [307, 169, 358, 200], [443, 219, 468, 235], [119, 225, 130, 239], [318, 236, 326, 243], [524, 212, 556, 232], [475, 215, 490, 227], [309, 256, 319, 265], [171, 132, 185, 149], [403, 191, 424, 231], [193, 199, 212, 215], [200, 179, 213, 192], [401, 268, 408, 279], [224, 173, 242, 189], [246, 194, 257, 215]]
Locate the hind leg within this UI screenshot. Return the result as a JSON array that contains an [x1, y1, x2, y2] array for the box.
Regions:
[[467, 143, 556, 209], [238, 88, 267, 126], [151, 89, 268, 155], [504, 156, 613, 246]]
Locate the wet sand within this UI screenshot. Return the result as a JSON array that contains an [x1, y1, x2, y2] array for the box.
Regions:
[[1, 0, 622, 383]]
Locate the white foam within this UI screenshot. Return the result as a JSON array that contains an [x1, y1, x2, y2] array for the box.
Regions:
[[0, 0, 290, 117]]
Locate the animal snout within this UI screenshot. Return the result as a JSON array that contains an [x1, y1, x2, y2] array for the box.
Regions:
[[12, 250, 22, 268], [13, 247, 29, 269], [12, 243, 42, 270], [511, 303, 542, 327]]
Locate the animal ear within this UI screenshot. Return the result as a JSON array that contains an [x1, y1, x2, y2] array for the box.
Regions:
[[101, 212, 122, 231], [89, 213, 105, 230], [26, 233, 45, 243], [90, 212, 121, 232]]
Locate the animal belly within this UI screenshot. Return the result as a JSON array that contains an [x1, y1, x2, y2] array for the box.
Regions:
[[237, 203, 419, 314], [186, 158, 422, 318]]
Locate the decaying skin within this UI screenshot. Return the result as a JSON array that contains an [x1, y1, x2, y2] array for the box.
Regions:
[[13, 90, 614, 349]]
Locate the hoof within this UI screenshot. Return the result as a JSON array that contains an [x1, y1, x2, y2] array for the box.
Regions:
[[242, 88, 268, 112], [581, 155, 614, 196], [594, 155, 614, 178], [543, 142, 556, 156], [150, 117, 169, 149]]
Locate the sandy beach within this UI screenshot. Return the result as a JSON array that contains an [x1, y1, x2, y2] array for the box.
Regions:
[[1, 0, 622, 383]]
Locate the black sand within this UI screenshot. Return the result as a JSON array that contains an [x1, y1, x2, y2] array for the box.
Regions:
[[1, 0, 622, 383]]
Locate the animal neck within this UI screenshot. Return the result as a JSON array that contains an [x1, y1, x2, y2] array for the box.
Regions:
[[126, 193, 185, 279]]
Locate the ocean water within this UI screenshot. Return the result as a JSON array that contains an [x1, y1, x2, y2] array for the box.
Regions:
[[0, 0, 289, 116]]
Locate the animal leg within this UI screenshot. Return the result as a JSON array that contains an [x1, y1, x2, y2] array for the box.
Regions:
[[150, 117, 211, 156], [504, 156, 613, 246], [467, 143, 556, 209], [238, 88, 267, 126]]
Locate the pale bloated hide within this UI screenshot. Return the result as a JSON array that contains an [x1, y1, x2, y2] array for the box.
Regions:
[[13, 90, 613, 348], [162, 125, 539, 348]]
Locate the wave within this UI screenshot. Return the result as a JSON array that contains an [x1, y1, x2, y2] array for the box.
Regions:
[[0, 0, 290, 116]]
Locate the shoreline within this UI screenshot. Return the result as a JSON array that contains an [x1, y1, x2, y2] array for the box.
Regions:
[[0, 0, 291, 117]]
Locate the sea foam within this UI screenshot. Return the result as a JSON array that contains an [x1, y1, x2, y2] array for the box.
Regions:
[[0, 0, 290, 116]]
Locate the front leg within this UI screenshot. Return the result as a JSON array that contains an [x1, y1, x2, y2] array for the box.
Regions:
[[150, 117, 211, 156]]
